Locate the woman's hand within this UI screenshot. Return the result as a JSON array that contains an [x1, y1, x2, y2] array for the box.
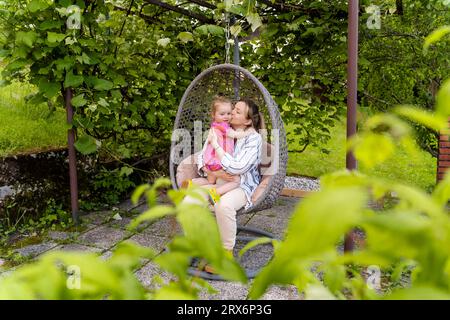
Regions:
[[204, 167, 235, 182], [213, 170, 236, 182], [207, 128, 219, 149]]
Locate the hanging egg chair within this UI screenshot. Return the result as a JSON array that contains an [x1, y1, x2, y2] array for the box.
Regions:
[[169, 63, 288, 280], [170, 63, 288, 214]]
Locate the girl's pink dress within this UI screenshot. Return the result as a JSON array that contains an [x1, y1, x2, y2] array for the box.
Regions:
[[203, 122, 234, 171]]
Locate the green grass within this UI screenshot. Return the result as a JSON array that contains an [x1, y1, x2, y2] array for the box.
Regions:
[[287, 112, 437, 192], [0, 81, 67, 157]]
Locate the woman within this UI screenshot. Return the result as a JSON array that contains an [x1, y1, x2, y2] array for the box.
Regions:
[[183, 98, 263, 258]]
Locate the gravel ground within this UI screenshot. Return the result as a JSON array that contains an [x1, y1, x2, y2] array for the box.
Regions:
[[284, 176, 320, 191]]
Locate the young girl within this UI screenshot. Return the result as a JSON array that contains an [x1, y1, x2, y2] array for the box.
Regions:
[[182, 96, 255, 204]]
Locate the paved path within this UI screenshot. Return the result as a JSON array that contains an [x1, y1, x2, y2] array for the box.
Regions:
[[0, 196, 302, 299]]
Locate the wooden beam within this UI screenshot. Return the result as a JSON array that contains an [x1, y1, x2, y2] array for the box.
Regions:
[[280, 188, 314, 198]]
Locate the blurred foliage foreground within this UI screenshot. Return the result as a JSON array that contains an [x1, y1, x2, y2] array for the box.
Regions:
[[1, 27, 450, 300]]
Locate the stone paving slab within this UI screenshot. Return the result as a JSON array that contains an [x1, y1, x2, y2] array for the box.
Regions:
[[79, 211, 115, 226], [77, 225, 131, 250], [143, 216, 182, 238], [100, 250, 113, 261], [47, 231, 76, 241], [49, 243, 103, 254], [14, 242, 58, 258], [135, 261, 175, 291], [2, 195, 303, 300], [258, 197, 299, 220], [108, 216, 133, 230], [235, 241, 273, 271], [129, 203, 149, 214], [237, 213, 254, 226], [197, 280, 300, 300], [127, 233, 170, 253], [197, 280, 249, 300], [245, 215, 289, 239]]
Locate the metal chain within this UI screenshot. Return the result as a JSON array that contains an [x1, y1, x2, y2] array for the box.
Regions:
[[225, 13, 230, 64]]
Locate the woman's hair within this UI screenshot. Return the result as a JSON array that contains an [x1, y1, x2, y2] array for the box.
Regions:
[[210, 95, 232, 119], [240, 98, 265, 131]]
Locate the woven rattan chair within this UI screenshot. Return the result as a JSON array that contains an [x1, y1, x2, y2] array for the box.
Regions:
[[169, 63, 288, 279]]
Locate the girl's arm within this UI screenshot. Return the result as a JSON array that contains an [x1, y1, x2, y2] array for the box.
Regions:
[[226, 127, 256, 139]]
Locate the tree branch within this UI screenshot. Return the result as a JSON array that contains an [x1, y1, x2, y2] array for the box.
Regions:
[[396, 0, 404, 16], [142, 0, 215, 24], [113, 5, 162, 23], [188, 0, 216, 10]]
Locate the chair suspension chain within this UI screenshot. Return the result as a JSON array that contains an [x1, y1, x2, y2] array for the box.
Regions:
[[225, 13, 231, 64]]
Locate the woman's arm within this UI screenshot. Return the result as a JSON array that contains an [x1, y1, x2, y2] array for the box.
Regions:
[[208, 129, 261, 175]]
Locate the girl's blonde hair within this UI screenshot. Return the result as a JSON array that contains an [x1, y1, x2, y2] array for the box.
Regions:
[[210, 95, 232, 119]]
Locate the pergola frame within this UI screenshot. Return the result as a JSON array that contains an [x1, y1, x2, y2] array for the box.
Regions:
[[67, 0, 360, 249]]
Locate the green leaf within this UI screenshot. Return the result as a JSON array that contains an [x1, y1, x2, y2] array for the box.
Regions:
[[28, 0, 50, 12], [323, 265, 346, 293], [395, 105, 446, 131], [304, 284, 337, 300], [195, 25, 208, 35], [208, 25, 225, 36], [131, 184, 150, 205], [386, 286, 450, 300], [177, 32, 193, 44], [128, 205, 175, 230], [110, 241, 155, 269], [120, 166, 133, 177], [74, 135, 99, 155], [224, 0, 233, 10], [64, 72, 84, 88], [177, 203, 247, 283], [432, 171, 450, 206], [249, 187, 366, 299], [152, 282, 197, 300], [230, 25, 242, 37], [423, 26, 450, 54], [227, 5, 246, 16], [47, 32, 66, 43], [351, 133, 395, 168], [92, 78, 114, 90], [246, 13, 262, 32], [154, 252, 191, 279], [71, 94, 87, 107], [39, 80, 60, 98], [40, 20, 63, 30], [55, 56, 75, 71], [157, 38, 170, 47], [16, 31, 38, 48]]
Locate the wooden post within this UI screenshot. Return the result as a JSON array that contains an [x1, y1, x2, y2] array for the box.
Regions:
[[344, 0, 359, 253], [66, 88, 79, 224]]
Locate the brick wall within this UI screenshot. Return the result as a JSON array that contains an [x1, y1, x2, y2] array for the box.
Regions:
[[438, 129, 450, 181]]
